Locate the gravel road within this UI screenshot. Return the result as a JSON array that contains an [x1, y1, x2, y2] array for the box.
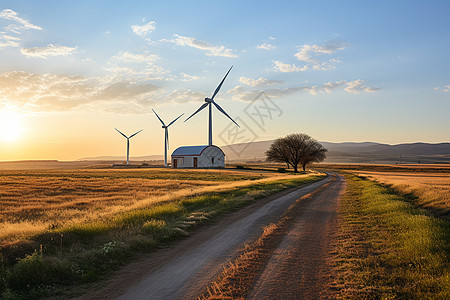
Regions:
[[80, 174, 337, 300]]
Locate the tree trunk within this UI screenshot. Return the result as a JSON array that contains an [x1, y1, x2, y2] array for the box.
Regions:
[[293, 164, 298, 173], [286, 162, 289, 169], [302, 163, 306, 171]]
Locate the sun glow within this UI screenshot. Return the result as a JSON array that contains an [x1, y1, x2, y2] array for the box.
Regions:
[[0, 109, 24, 142]]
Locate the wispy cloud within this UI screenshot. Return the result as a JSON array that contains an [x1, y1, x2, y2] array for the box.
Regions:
[[272, 40, 345, 72], [106, 51, 166, 80], [0, 9, 42, 49], [165, 34, 237, 58], [131, 21, 155, 37], [272, 60, 308, 72], [0, 9, 42, 31], [228, 79, 379, 101], [434, 85, 450, 92], [111, 51, 159, 63], [20, 44, 77, 58], [0, 71, 162, 113], [344, 79, 379, 93], [180, 73, 200, 81], [239, 76, 283, 87], [165, 89, 207, 103], [256, 43, 276, 50], [295, 41, 345, 63]]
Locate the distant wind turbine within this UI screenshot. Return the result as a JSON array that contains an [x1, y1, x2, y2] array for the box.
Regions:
[[115, 128, 143, 165], [152, 109, 184, 167], [185, 66, 239, 145]]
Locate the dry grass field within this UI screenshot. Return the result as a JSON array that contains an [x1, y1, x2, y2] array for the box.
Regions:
[[353, 171, 450, 220], [0, 168, 299, 246], [0, 167, 324, 299]]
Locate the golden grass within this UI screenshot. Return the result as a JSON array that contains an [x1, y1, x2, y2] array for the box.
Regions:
[[0, 168, 306, 245], [331, 174, 449, 298], [353, 171, 450, 220]]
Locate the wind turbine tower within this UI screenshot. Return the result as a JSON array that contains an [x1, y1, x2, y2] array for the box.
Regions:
[[185, 66, 239, 145], [152, 109, 184, 167], [115, 128, 143, 165]]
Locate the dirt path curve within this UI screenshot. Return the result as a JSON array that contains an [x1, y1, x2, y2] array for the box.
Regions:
[[80, 175, 333, 300], [249, 173, 346, 299]]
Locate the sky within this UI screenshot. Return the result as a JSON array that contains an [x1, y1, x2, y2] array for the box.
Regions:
[[0, 0, 449, 161]]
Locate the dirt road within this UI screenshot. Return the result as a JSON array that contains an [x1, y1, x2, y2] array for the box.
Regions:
[[82, 174, 342, 299], [249, 173, 345, 299]]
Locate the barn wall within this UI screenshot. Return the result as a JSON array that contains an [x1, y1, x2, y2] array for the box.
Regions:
[[198, 147, 225, 168], [172, 156, 195, 168], [171, 146, 225, 168]]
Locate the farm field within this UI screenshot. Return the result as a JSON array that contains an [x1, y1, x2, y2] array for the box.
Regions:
[[331, 173, 449, 298], [0, 168, 296, 244], [352, 170, 450, 221], [0, 167, 324, 299]]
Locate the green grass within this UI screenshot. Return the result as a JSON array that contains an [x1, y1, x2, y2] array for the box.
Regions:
[[0, 169, 266, 181], [0, 173, 324, 299], [333, 174, 449, 299]]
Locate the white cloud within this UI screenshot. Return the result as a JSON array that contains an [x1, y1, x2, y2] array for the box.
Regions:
[[112, 51, 159, 63], [166, 34, 237, 58], [344, 79, 379, 93], [274, 41, 346, 71], [272, 60, 308, 72], [0, 71, 162, 113], [0, 9, 42, 31], [106, 51, 166, 80], [294, 41, 345, 63], [20, 44, 77, 58], [239, 77, 283, 87], [180, 73, 200, 81], [434, 85, 450, 92], [0, 9, 42, 49], [228, 79, 379, 101], [256, 43, 276, 50], [131, 21, 155, 37], [165, 89, 207, 103]]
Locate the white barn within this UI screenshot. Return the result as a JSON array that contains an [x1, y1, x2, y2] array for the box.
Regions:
[[171, 145, 225, 168]]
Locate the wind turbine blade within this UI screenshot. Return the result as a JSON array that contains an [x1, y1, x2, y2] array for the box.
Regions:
[[213, 101, 240, 127], [211, 66, 233, 100], [167, 113, 184, 127], [115, 128, 128, 138], [152, 109, 166, 126], [184, 103, 209, 122], [129, 129, 143, 138]]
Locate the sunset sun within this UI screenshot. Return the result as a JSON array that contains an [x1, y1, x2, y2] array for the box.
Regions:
[[0, 109, 24, 142]]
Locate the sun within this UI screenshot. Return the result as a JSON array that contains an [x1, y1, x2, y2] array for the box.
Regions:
[[0, 109, 24, 142]]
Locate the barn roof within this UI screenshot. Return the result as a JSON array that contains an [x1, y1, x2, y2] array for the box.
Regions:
[[172, 145, 225, 156]]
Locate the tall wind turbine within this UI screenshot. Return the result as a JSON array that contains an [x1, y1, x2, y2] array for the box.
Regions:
[[115, 128, 143, 165], [152, 109, 184, 167], [185, 66, 239, 145]]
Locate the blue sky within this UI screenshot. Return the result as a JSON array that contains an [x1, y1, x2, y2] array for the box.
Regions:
[[0, 1, 449, 160]]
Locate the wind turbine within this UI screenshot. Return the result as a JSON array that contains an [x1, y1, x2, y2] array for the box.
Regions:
[[152, 109, 184, 167], [115, 128, 143, 165], [185, 66, 239, 145]]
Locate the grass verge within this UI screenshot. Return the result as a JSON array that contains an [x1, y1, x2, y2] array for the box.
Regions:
[[331, 173, 449, 298], [0, 174, 324, 299]]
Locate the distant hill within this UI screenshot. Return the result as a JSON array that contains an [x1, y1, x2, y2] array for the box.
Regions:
[[221, 140, 450, 164], [80, 155, 164, 161]]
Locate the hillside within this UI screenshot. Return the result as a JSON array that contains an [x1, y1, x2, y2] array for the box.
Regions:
[[220, 140, 450, 164]]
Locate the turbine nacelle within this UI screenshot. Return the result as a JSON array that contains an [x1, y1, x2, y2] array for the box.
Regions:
[[184, 66, 239, 146], [152, 109, 184, 167]]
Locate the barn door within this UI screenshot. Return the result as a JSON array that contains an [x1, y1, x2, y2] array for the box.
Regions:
[[173, 159, 177, 168], [193, 157, 198, 168]]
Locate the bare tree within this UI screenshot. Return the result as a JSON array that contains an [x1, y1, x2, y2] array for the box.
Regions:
[[265, 133, 327, 172]]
